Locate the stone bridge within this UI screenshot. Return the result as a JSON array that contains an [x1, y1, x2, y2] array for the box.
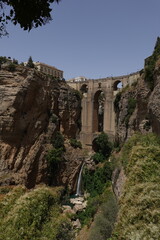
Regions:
[[67, 72, 140, 147]]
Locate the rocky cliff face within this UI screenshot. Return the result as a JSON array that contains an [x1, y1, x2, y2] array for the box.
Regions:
[[0, 66, 81, 188], [115, 61, 160, 144]]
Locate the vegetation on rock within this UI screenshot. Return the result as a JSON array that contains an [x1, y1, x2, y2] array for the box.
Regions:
[[111, 133, 160, 240], [0, 186, 73, 240], [144, 36, 160, 90], [124, 97, 137, 127], [26, 56, 35, 68], [69, 138, 82, 149], [52, 131, 65, 150], [77, 133, 114, 231], [93, 132, 113, 158], [89, 189, 118, 240], [47, 131, 65, 184]]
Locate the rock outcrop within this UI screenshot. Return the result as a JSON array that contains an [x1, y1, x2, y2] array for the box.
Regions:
[[0, 66, 81, 188], [115, 64, 160, 144]]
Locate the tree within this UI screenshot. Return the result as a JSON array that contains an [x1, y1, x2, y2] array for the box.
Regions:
[[0, 0, 61, 36], [26, 56, 35, 68], [93, 132, 113, 158]]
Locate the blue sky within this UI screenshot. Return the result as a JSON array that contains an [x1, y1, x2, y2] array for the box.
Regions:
[[0, 0, 160, 79]]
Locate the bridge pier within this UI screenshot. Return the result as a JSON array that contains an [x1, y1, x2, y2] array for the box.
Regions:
[[67, 72, 140, 147]]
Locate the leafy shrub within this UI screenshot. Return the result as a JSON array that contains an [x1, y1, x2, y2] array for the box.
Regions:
[[92, 152, 105, 164], [47, 148, 64, 166], [93, 132, 112, 158], [52, 131, 64, 149], [0, 186, 73, 240], [124, 97, 136, 127], [89, 191, 118, 240], [70, 138, 82, 149], [113, 133, 160, 239], [0, 56, 8, 69], [0, 186, 13, 194], [0, 186, 26, 218], [74, 89, 82, 100], [7, 62, 16, 72], [26, 56, 35, 68], [83, 162, 113, 198], [76, 195, 102, 226], [144, 37, 160, 90], [120, 133, 160, 170]]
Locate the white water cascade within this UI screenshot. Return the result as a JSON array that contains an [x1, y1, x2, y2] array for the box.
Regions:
[[75, 162, 85, 196]]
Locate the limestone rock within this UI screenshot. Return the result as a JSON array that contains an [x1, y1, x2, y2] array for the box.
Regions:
[[0, 67, 81, 188], [72, 219, 81, 229], [115, 67, 160, 144]]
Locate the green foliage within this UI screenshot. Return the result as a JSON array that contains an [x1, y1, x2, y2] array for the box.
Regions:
[[12, 58, 18, 64], [0, 186, 13, 194], [83, 162, 113, 198], [124, 97, 136, 127], [144, 37, 160, 90], [47, 131, 65, 183], [70, 138, 82, 149], [120, 133, 160, 170], [0, 0, 61, 36], [114, 92, 122, 113], [92, 152, 105, 164], [77, 161, 114, 227], [52, 131, 64, 149], [46, 148, 64, 167], [89, 191, 118, 240], [51, 114, 59, 124], [113, 133, 160, 239], [0, 56, 7, 66], [26, 56, 35, 68], [7, 62, 16, 72], [94, 132, 113, 158], [0, 186, 26, 218], [76, 195, 102, 226], [74, 89, 82, 100], [0, 186, 73, 240]]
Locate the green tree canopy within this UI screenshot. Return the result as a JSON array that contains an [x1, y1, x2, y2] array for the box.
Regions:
[[26, 56, 35, 68], [0, 0, 61, 36], [93, 132, 113, 158]]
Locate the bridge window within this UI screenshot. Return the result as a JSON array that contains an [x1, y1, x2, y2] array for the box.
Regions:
[[113, 80, 122, 90], [93, 90, 105, 132], [80, 84, 88, 94]]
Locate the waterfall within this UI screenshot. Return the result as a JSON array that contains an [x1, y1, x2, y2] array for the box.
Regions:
[[76, 162, 85, 196]]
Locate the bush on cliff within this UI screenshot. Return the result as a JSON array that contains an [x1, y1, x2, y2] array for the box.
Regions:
[[52, 131, 65, 150], [144, 37, 160, 90], [69, 138, 82, 149], [111, 133, 160, 240], [89, 190, 118, 240], [0, 186, 73, 240], [93, 132, 113, 158]]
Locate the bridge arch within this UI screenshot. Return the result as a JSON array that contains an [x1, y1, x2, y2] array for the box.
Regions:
[[80, 84, 88, 94], [93, 90, 105, 132], [67, 72, 140, 147], [113, 80, 122, 90]]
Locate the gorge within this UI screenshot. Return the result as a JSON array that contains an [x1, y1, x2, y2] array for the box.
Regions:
[[0, 38, 160, 240]]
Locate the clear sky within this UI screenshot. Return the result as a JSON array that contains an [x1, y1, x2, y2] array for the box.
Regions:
[[0, 0, 160, 80]]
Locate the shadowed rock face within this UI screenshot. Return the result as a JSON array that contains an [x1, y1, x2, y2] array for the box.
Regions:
[[0, 66, 81, 188], [115, 62, 160, 144]]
